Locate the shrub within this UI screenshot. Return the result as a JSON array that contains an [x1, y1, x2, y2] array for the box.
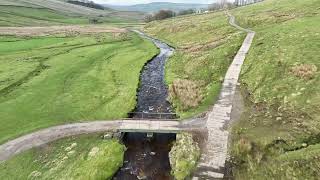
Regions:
[[169, 133, 201, 180], [169, 79, 203, 110], [144, 10, 175, 22]]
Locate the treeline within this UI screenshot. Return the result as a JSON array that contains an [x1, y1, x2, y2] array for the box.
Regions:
[[208, 2, 235, 11], [144, 9, 196, 22], [234, 0, 264, 6], [144, 0, 264, 22], [67, 0, 105, 10]]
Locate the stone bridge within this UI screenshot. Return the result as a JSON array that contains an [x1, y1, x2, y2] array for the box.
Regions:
[[0, 118, 205, 162]]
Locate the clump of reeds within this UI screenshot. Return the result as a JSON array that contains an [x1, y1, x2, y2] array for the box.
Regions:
[[169, 79, 203, 110]]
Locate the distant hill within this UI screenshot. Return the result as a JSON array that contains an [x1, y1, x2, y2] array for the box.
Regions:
[[66, 0, 105, 10], [104, 2, 209, 13], [0, 0, 145, 26]]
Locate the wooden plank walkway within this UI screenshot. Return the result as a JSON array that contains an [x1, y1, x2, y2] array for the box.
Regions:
[[193, 12, 255, 179]]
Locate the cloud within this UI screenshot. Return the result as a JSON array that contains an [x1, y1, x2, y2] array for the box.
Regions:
[[93, 0, 221, 5]]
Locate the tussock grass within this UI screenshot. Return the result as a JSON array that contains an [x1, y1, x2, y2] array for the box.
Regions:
[[290, 64, 317, 80], [169, 79, 204, 110]]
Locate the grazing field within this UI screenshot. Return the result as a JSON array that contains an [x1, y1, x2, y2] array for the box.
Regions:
[[228, 0, 320, 178], [0, 134, 125, 179], [145, 0, 319, 178], [0, 31, 158, 144], [0, 5, 143, 27], [0, 6, 88, 27], [144, 12, 246, 118], [0, 0, 145, 27]]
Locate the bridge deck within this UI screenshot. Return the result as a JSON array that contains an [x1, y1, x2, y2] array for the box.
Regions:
[[0, 119, 199, 162]]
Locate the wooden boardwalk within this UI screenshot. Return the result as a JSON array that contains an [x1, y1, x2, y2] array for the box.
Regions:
[[192, 12, 255, 179]]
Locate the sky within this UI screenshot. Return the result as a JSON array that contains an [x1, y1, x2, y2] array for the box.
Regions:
[[92, 0, 224, 5]]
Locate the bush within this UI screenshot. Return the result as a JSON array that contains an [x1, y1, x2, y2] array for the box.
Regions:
[[178, 9, 195, 16], [67, 0, 105, 10], [89, 18, 102, 24], [144, 10, 175, 22], [169, 133, 200, 180]]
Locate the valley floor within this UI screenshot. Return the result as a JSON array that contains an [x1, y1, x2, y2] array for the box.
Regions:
[[0, 29, 158, 144]]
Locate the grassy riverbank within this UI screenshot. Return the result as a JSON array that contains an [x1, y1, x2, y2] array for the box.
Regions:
[[229, 0, 320, 178], [0, 134, 125, 179], [145, 0, 319, 178], [169, 133, 200, 180], [144, 11, 245, 118], [0, 32, 158, 144]]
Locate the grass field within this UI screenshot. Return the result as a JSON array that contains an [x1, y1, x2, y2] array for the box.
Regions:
[[144, 12, 246, 118], [0, 32, 158, 144], [0, 6, 88, 26], [228, 0, 320, 178], [145, 0, 319, 178], [0, 134, 125, 179], [0, 5, 143, 27]]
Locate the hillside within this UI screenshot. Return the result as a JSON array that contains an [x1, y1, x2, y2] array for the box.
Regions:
[[145, 0, 319, 178], [0, 0, 144, 26], [145, 12, 245, 118], [105, 2, 209, 13]]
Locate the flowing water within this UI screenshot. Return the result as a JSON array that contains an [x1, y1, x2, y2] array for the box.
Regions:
[[113, 31, 176, 180]]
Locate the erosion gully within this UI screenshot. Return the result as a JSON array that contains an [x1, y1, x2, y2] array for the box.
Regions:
[[113, 31, 176, 180]]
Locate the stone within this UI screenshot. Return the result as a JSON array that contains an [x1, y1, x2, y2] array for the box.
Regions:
[[67, 150, 76, 156], [137, 175, 147, 180], [65, 147, 72, 152], [28, 171, 42, 178], [70, 143, 77, 148], [88, 147, 100, 157], [103, 134, 112, 139]]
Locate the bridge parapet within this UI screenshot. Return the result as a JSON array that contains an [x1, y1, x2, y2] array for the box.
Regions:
[[127, 112, 178, 120]]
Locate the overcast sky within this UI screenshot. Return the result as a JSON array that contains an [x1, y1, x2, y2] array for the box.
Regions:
[[92, 0, 225, 5]]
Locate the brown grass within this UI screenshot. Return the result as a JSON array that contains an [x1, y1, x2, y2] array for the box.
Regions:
[[290, 64, 317, 80], [0, 25, 127, 36], [180, 37, 227, 54], [169, 79, 203, 110]]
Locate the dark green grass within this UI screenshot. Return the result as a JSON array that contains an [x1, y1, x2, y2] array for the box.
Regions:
[[0, 134, 125, 180], [0, 33, 158, 144]]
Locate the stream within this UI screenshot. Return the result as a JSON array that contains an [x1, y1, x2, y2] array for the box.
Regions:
[[113, 31, 176, 180]]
